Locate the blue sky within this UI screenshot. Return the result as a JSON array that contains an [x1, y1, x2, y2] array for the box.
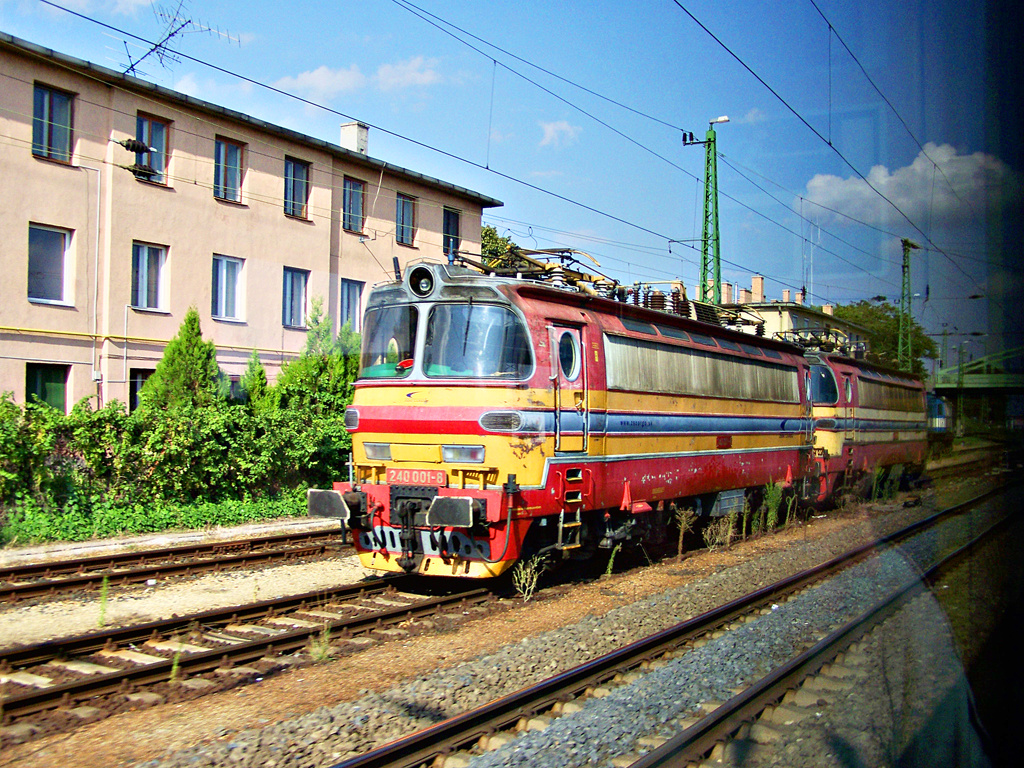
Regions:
[[3, 0, 1019, 361]]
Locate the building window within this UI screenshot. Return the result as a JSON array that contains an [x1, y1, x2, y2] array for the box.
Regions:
[[282, 267, 308, 327], [443, 207, 461, 259], [396, 193, 415, 245], [284, 157, 310, 218], [131, 242, 167, 310], [340, 279, 364, 332], [214, 138, 244, 202], [26, 363, 68, 412], [32, 84, 72, 162], [128, 368, 154, 412], [28, 224, 70, 303], [135, 114, 169, 183], [343, 177, 365, 233], [212, 255, 243, 319]]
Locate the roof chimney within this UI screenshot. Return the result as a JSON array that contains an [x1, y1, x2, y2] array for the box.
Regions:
[[823, 304, 834, 316], [751, 275, 764, 303], [738, 288, 751, 303], [340, 121, 369, 154], [722, 282, 733, 304], [782, 289, 791, 303]]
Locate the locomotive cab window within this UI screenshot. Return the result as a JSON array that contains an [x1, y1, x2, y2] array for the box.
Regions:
[[558, 330, 581, 381], [810, 365, 839, 405], [360, 305, 419, 378], [423, 303, 532, 379]]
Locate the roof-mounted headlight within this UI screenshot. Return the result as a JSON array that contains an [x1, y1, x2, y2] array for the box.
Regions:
[[408, 265, 435, 298]]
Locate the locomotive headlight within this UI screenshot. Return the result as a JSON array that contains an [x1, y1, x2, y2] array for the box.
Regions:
[[343, 408, 359, 430], [363, 443, 392, 461], [442, 444, 486, 464], [408, 265, 435, 297], [479, 410, 544, 433]]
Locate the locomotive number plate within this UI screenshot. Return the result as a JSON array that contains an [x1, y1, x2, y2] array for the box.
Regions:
[[387, 468, 448, 486]]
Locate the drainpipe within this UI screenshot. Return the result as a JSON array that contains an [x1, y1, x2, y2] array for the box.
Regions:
[[77, 164, 103, 402]]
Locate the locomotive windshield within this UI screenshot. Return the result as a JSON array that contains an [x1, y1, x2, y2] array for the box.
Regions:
[[809, 364, 839, 405], [360, 305, 419, 378], [423, 303, 533, 378]]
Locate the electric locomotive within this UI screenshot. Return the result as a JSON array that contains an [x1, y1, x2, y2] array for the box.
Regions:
[[308, 254, 816, 578], [806, 352, 928, 501]]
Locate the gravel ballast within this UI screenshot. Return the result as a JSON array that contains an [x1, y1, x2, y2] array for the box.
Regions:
[[124, 486, 1006, 768]]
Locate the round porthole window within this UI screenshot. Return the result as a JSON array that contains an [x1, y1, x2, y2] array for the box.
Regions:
[[558, 331, 581, 381]]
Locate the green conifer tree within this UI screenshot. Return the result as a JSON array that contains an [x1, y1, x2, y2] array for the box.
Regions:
[[138, 307, 225, 411]]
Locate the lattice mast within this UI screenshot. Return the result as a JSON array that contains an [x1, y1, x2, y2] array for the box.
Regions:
[[897, 238, 920, 371]]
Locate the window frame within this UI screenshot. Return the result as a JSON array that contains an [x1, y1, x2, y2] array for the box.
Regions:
[[27, 223, 71, 305], [284, 156, 310, 218], [32, 83, 73, 162], [212, 254, 244, 320], [134, 113, 170, 184], [396, 193, 415, 246], [25, 362, 69, 412], [343, 177, 366, 233], [340, 278, 365, 332], [443, 207, 461, 259], [282, 266, 309, 328], [131, 241, 168, 310], [214, 137, 244, 202]]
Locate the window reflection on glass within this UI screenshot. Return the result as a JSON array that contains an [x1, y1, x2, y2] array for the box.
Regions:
[[360, 305, 419, 378], [423, 304, 532, 379]]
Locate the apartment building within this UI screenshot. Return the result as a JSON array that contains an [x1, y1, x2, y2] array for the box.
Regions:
[[0, 32, 502, 411]]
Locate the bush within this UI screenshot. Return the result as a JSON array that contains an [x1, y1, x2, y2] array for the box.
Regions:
[[0, 300, 360, 544]]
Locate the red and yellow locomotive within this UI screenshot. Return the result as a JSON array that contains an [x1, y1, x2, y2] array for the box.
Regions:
[[308, 256, 926, 577]]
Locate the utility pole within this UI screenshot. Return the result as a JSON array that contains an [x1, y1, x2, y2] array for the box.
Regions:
[[897, 238, 920, 371], [684, 116, 729, 304]]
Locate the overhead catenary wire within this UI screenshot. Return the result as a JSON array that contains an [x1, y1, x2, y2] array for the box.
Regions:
[[669, 0, 984, 294]]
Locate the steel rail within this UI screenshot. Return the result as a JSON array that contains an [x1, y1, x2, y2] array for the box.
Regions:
[[0, 530, 348, 602], [329, 483, 1009, 768], [0, 585, 490, 721], [0, 575, 414, 668], [630, 499, 1015, 767]]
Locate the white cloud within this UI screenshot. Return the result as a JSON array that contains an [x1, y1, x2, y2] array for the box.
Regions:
[[802, 142, 1016, 228], [539, 120, 581, 147], [738, 107, 766, 124], [375, 56, 441, 91], [110, 0, 153, 13], [272, 65, 367, 102]]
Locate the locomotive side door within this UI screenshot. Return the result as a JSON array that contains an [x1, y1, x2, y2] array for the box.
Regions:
[[548, 325, 588, 452], [842, 375, 856, 447]]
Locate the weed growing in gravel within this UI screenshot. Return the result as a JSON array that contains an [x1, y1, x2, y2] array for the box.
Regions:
[[871, 466, 885, 500], [885, 464, 903, 499], [673, 505, 698, 559], [309, 625, 333, 662], [169, 650, 181, 682], [784, 494, 798, 527], [605, 543, 622, 575], [762, 480, 784, 533], [98, 575, 109, 627], [512, 554, 546, 602], [702, 515, 733, 550]]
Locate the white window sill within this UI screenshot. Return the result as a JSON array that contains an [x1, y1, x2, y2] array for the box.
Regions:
[[213, 315, 246, 325], [28, 298, 74, 308], [131, 306, 171, 315]]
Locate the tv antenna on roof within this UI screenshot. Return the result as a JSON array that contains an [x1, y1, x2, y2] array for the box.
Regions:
[[120, 1, 241, 76]]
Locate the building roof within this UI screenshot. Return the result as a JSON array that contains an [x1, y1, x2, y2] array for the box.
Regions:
[[1, 31, 504, 209]]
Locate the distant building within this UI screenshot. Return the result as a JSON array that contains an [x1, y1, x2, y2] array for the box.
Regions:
[[724, 275, 870, 354], [1, 32, 501, 411]]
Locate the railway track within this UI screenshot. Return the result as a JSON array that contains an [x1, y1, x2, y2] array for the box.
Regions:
[[0, 575, 493, 740], [328, 484, 1011, 768], [0, 528, 349, 602]]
